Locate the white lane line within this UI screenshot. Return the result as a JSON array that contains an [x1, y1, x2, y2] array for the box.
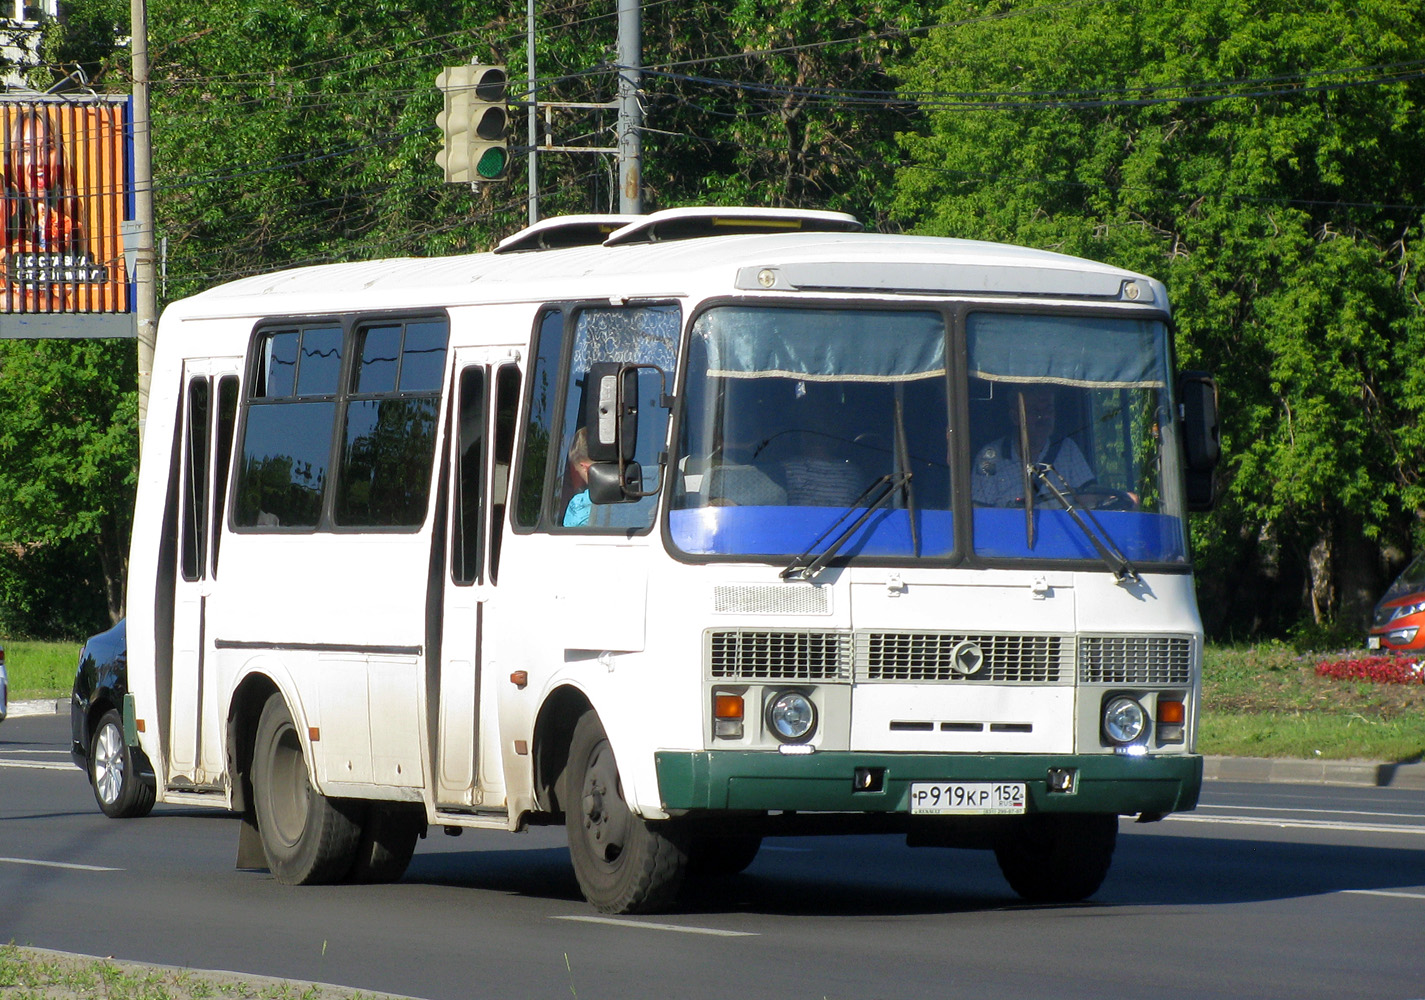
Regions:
[[1343, 889, 1425, 901], [0, 856, 123, 872], [1165, 814, 1425, 836], [551, 916, 756, 937], [0, 759, 73, 771], [1203, 803, 1425, 821], [0, 750, 71, 755]]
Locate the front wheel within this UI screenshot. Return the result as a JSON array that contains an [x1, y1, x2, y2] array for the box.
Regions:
[[994, 813, 1118, 903], [565, 711, 687, 913], [251, 693, 361, 884], [88, 709, 155, 819]]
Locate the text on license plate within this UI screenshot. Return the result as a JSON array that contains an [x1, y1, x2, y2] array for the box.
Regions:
[[909, 781, 1027, 815]]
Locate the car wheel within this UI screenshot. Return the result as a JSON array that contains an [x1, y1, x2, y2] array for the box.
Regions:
[[348, 804, 423, 883], [565, 710, 687, 913], [88, 709, 156, 819], [251, 693, 361, 884]]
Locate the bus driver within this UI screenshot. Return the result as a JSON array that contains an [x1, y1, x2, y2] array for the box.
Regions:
[[972, 384, 1095, 506]]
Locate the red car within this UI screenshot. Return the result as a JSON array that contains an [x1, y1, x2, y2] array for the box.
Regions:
[[1369, 553, 1425, 651]]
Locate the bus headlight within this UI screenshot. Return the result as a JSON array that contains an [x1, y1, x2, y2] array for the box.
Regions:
[[1102, 696, 1147, 745], [767, 691, 817, 743]]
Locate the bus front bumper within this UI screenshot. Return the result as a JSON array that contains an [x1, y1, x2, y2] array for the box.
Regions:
[[655, 750, 1201, 816]]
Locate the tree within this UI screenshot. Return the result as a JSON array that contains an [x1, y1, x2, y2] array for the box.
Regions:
[[893, 0, 1425, 636]]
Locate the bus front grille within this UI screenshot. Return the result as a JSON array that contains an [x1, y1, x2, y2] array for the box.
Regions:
[[706, 630, 852, 681], [1078, 635, 1193, 685], [855, 632, 1070, 683]]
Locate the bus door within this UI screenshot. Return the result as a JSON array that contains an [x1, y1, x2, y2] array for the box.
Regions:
[[434, 352, 521, 808], [169, 359, 241, 787]]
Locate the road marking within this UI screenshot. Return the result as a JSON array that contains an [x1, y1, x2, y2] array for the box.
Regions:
[[1343, 889, 1425, 901], [0, 856, 122, 872], [1204, 803, 1425, 821], [0, 759, 73, 771], [551, 916, 756, 937], [1165, 813, 1425, 836]]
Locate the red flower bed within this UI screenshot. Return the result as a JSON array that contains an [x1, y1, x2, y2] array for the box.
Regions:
[[1315, 654, 1425, 685]]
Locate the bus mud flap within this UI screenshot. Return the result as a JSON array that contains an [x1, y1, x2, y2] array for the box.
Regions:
[[236, 812, 267, 871]]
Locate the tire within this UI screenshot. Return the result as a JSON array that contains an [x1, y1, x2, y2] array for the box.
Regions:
[[251, 693, 361, 885], [349, 804, 423, 884], [994, 813, 1118, 903], [565, 711, 687, 914], [685, 833, 763, 878], [88, 709, 156, 819]]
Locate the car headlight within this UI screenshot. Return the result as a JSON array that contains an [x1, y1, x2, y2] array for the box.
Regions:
[[1103, 696, 1148, 745], [767, 691, 817, 743], [1389, 601, 1425, 622]]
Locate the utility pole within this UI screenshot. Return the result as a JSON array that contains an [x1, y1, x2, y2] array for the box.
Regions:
[[616, 0, 642, 214], [130, 0, 157, 438], [527, 0, 538, 225]]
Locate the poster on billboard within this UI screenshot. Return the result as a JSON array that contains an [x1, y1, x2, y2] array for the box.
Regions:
[[0, 96, 133, 337]]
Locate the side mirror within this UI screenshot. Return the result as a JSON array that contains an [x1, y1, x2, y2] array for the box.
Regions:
[[587, 461, 643, 505], [1177, 371, 1220, 512], [585, 362, 638, 464]]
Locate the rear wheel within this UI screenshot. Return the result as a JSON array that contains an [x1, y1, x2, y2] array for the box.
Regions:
[[88, 709, 155, 819], [349, 804, 423, 883], [251, 693, 361, 884], [994, 813, 1118, 903], [565, 711, 687, 913]]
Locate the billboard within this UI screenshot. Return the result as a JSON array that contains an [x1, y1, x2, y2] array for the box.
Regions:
[[0, 97, 132, 333]]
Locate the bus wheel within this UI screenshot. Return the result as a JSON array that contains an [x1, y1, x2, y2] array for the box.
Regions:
[[252, 693, 361, 885], [88, 709, 156, 819], [685, 833, 762, 878], [349, 805, 423, 883], [993, 813, 1117, 903], [565, 711, 687, 914]]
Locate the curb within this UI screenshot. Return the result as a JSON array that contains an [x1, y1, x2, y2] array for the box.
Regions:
[[1203, 755, 1425, 791], [7, 697, 1423, 790]]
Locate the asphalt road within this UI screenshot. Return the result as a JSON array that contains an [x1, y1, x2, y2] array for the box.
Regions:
[[3, 712, 1423, 1000]]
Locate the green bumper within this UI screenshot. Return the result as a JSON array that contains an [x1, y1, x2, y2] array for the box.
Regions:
[[655, 750, 1202, 816]]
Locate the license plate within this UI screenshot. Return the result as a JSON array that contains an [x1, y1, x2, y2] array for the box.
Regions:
[[909, 781, 1026, 815], [1367, 636, 1381, 650]]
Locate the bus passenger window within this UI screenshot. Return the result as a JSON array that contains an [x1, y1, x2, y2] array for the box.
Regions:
[[234, 326, 342, 529], [489, 364, 520, 582], [334, 320, 448, 527]]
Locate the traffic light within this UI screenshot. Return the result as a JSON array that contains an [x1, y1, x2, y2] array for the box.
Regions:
[[435, 64, 509, 183]]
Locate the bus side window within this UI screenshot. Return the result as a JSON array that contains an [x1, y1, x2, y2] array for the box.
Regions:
[[451, 367, 486, 586], [180, 377, 210, 582], [490, 364, 520, 582], [211, 375, 238, 573], [514, 310, 564, 528]]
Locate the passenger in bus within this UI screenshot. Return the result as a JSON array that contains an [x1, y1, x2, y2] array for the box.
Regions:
[[971, 385, 1095, 506], [562, 427, 593, 526]]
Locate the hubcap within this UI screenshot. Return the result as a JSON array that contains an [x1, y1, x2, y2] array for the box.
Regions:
[[581, 741, 629, 865], [267, 723, 310, 847], [94, 723, 125, 805]]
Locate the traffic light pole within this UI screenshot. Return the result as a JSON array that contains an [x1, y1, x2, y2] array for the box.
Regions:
[[130, 0, 157, 438], [526, 0, 538, 225]]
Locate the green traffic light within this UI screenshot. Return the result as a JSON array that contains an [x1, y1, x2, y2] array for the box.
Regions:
[[476, 147, 508, 180]]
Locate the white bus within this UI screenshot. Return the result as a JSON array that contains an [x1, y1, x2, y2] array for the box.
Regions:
[[122, 206, 1220, 913]]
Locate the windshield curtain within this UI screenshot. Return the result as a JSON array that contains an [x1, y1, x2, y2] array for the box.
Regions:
[[967, 312, 1187, 565], [671, 306, 952, 560]]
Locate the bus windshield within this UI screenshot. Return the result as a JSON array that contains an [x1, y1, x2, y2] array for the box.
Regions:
[[669, 305, 1187, 567]]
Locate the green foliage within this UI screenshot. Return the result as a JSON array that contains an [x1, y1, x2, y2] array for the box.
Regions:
[[893, 0, 1425, 634], [0, 340, 136, 631], [2, 637, 81, 698]]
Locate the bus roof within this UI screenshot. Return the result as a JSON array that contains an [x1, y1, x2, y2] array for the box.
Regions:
[[167, 215, 1166, 322]]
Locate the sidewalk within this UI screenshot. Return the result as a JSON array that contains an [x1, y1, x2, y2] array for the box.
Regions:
[[10, 697, 1424, 790]]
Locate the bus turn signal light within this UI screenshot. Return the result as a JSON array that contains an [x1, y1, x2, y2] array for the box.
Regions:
[[713, 693, 744, 739], [1157, 700, 1185, 725]]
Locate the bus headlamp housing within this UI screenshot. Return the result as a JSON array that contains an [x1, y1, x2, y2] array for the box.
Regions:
[[1102, 695, 1148, 746], [767, 690, 817, 743]]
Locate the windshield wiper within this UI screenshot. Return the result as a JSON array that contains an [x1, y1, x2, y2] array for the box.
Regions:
[[1027, 463, 1141, 584], [780, 472, 912, 582]]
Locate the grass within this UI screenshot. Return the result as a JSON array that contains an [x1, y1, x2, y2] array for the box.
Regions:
[[0, 944, 397, 1000], [1200, 643, 1425, 763], [3, 638, 82, 701], [8, 638, 1423, 763]]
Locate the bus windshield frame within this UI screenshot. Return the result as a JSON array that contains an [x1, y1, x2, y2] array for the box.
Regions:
[[665, 299, 1189, 572]]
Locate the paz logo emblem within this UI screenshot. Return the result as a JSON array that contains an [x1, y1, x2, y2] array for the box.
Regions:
[[950, 640, 985, 676]]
